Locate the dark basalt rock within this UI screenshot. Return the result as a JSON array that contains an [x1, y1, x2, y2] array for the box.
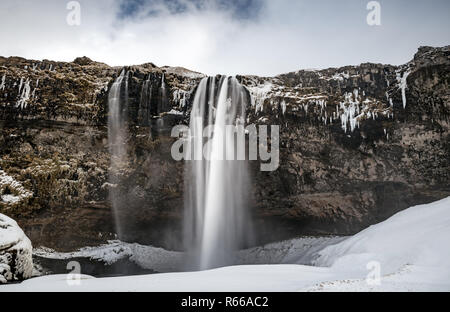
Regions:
[[0, 46, 449, 251], [73, 56, 95, 66]]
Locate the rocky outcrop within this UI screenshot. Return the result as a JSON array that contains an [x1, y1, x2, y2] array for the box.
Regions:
[[0, 46, 448, 250], [0, 214, 33, 283]]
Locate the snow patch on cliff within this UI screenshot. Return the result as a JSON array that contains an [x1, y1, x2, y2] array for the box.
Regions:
[[162, 66, 205, 79], [0, 169, 33, 205], [331, 72, 350, 81]]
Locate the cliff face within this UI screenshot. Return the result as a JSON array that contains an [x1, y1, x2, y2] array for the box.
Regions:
[[245, 46, 450, 240], [0, 47, 449, 251]]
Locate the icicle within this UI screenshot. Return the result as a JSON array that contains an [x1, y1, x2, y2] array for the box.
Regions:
[[281, 100, 286, 115], [18, 78, 24, 93], [0, 74, 5, 91], [16, 78, 31, 109]]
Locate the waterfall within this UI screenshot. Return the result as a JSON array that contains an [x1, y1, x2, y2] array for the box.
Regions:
[[108, 69, 129, 238], [184, 76, 252, 270], [138, 74, 152, 126], [159, 73, 169, 114]]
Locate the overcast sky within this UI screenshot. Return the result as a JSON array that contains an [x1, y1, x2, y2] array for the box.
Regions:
[[0, 0, 449, 76]]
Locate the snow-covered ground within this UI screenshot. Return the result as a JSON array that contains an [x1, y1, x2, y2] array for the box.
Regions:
[[2, 197, 450, 292]]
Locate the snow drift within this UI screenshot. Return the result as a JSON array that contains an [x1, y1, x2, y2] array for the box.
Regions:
[[314, 196, 450, 274]]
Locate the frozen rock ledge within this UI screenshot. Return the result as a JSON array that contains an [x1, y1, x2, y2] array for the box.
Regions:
[[0, 213, 33, 283]]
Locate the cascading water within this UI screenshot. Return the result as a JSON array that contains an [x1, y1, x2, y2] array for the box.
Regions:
[[108, 69, 129, 238], [159, 73, 169, 114], [184, 76, 252, 270], [138, 74, 152, 126]]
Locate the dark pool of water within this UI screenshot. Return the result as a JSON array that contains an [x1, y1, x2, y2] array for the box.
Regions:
[[33, 255, 156, 278]]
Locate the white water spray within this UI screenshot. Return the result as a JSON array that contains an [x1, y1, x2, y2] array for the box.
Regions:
[[108, 69, 129, 237], [159, 73, 169, 114], [184, 76, 252, 270]]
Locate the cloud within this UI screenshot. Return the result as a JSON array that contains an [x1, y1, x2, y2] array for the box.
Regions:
[[117, 0, 263, 20], [0, 0, 449, 76]]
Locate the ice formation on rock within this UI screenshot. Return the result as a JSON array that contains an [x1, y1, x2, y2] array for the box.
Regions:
[[396, 69, 411, 109], [16, 78, 31, 109], [0, 74, 5, 91], [0, 169, 33, 205], [247, 81, 273, 113]]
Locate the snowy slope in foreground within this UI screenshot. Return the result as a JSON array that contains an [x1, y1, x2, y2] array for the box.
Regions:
[[3, 197, 450, 292]]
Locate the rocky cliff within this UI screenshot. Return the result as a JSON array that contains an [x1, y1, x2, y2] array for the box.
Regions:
[[0, 46, 449, 251]]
